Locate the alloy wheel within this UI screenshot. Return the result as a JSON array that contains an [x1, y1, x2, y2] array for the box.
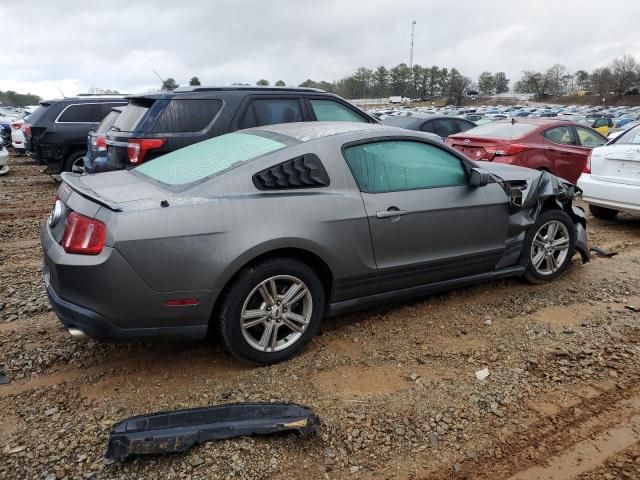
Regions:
[[530, 220, 570, 275], [71, 157, 85, 174], [240, 275, 313, 353]]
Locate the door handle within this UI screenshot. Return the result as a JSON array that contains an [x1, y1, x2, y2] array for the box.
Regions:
[[376, 208, 407, 219]]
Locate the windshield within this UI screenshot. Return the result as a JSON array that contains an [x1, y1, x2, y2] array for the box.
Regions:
[[135, 132, 286, 186], [462, 122, 538, 139], [613, 124, 640, 145]]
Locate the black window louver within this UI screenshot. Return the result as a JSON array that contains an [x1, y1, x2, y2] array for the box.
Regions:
[[252, 154, 330, 190]]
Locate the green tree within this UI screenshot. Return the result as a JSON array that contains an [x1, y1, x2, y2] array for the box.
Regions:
[[256, 79, 269, 86], [189, 76, 201, 86], [389, 63, 412, 96], [372, 66, 389, 98], [478, 71, 495, 96], [162, 78, 179, 90], [446, 68, 471, 105], [574, 70, 590, 91], [493, 72, 510, 94], [275, 80, 286, 86]]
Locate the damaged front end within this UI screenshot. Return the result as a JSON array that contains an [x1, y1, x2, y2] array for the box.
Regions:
[[482, 164, 590, 268], [105, 402, 320, 462]]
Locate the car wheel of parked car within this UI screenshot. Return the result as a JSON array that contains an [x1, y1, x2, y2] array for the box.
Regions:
[[523, 210, 576, 284], [64, 151, 86, 174], [218, 257, 325, 364], [589, 205, 618, 220]]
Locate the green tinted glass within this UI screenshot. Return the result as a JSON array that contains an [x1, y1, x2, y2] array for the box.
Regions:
[[310, 100, 367, 123], [344, 141, 467, 193], [136, 132, 285, 186]]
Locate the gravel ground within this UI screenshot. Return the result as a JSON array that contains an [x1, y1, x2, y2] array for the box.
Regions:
[[1, 152, 640, 480]]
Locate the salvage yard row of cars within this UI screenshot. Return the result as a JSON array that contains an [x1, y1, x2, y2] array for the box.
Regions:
[[5, 86, 639, 363]]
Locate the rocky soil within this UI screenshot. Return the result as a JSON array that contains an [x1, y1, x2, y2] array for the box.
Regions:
[[1, 152, 640, 480]]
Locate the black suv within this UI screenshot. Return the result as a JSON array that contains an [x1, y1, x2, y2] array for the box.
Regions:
[[25, 95, 128, 172], [106, 86, 377, 170]]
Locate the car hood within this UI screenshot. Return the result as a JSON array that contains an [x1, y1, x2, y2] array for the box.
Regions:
[[476, 161, 541, 182]]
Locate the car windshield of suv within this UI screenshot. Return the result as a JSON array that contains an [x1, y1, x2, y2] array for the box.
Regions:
[[614, 125, 640, 145], [462, 122, 538, 139], [135, 132, 286, 187], [113, 102, 149, 132]]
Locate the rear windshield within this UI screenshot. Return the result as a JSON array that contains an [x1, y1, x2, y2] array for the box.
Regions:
[[26, 104, 50, 125], [135, 132, 286, 187], [463, 122, 538, 139], [614, 124, 640, 145], [96, 110, 121, 134], [113, 102, 149, 132], [151, 99, 222, 133]]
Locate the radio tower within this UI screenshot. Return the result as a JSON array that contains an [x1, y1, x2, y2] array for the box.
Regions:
[[409, 21, 416, 69]]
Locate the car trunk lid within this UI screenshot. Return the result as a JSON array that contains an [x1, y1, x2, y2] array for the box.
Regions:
[[590, 145, 640, 186], [446, 136, 508, 161]]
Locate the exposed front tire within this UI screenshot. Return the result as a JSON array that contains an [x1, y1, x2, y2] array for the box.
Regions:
[[218, 257, 325, 364], [523, 209, 576, 284], [64, 151, 86, 174], [589, 204, 618, 220]]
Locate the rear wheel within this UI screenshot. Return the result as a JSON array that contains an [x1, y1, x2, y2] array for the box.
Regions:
[[523, 210, 576, 284], [589, 204, 618, 220], [64, 151, 86, 174], [218, 258, 325, 364]]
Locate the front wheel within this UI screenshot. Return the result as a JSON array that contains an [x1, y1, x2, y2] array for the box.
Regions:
[[218, 258, 325, 364], [523, 210, 576, 284]]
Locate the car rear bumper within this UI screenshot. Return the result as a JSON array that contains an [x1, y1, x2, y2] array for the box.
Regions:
[[41, 223, 216, 342], [577, 174, 640, 213]]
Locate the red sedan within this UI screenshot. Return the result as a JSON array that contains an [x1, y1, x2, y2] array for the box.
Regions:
[[446, 119, 608, 183]]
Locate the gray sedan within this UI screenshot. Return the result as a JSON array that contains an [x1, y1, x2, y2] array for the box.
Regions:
[[41, 122, 589, 363]]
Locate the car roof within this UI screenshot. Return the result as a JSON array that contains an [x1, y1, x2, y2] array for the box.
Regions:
[[130, 85, 326, 101], [250, 121, 391, 142]]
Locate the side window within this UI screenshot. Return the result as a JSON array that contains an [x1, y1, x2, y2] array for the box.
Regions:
[[575, 127, 605, 147], [309, 99, 368, 123], [420, 121, 435, 133], [151, 99, 222, 133], [456, 119, 475, 133], [433, 118, 461, 138], [343, 140, 467, 193], [57, 103, 125, 123], [543, 126, 574, 145], [593, 118, 607, 128], [240, 99, 303, 129]]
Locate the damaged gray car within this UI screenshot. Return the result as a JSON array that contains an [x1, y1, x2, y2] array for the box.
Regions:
[[41, 122, 589, 363]]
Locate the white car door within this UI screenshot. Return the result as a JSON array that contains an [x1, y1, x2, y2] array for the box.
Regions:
[[591, 126, 640, 187]]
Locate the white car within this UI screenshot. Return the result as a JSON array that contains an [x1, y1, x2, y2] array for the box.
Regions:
[[11, 117, 26, 154], [0, 144, 8, 175], [577, 124, 640, 219]]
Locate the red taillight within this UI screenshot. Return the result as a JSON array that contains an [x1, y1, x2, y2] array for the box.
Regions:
[[583, 151, 592, 174], [486, 144, 530, 156], [94, 135, 107, 151], [61, 212, 106, 255], [127, 138, 166, 165], [11, 122, 21, 130], [24, 124, 31, 137]]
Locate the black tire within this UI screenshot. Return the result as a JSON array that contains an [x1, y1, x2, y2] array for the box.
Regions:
[[523, 209, 576, 285], [218, 257, 325, 364], [589, 204, 618, 220], [64, 150, 86, 173]]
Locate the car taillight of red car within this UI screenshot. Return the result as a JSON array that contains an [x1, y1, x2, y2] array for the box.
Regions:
[[61, 212, 107, 255], [485, 144, 530, 157], [127, 138, 166, 165]]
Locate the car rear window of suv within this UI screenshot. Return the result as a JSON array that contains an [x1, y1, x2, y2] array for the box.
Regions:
[[463, 122, 538, 139], [135, 132, 286, 187], [113, 101, 151, 132], [151, 99, 222, 133]]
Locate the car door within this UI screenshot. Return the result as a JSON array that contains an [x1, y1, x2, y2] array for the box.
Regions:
[[591, 126, 640, 186], [542, 125, 585, 183], [343, 139, 509, 292]]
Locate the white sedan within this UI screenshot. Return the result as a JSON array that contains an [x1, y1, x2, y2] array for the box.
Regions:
[[0, 144, 8, 175], [578, 124, 640, 219], [11, 118, 26, 154]]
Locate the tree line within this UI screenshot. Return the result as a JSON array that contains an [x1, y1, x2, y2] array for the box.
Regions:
[[514, 55, 640, 98], [0, 90, 41, 108]]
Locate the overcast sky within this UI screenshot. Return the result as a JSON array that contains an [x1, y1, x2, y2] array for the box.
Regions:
[[2, 0, 640, 99]]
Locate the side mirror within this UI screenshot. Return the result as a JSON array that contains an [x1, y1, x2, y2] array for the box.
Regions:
[[469, 167, 490, 187]]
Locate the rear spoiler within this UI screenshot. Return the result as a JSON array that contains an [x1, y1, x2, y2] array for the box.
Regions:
[[60, 172, 122, 212]]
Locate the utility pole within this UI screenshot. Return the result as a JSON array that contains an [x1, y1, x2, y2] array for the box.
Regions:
[[409, 21, 416, 69]]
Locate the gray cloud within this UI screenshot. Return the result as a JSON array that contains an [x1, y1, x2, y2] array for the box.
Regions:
[[1, 0, 639, 98]]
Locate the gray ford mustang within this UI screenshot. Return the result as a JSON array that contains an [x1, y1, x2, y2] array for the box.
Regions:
[[41, 122, 589, 363]]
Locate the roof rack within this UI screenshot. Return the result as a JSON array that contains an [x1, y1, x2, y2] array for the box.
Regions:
[[75, 93, 129, 97], [171, 85, 325, 93]]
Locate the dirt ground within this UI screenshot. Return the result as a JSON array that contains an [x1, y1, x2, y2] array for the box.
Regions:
[[1, 152, 640, 480]]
